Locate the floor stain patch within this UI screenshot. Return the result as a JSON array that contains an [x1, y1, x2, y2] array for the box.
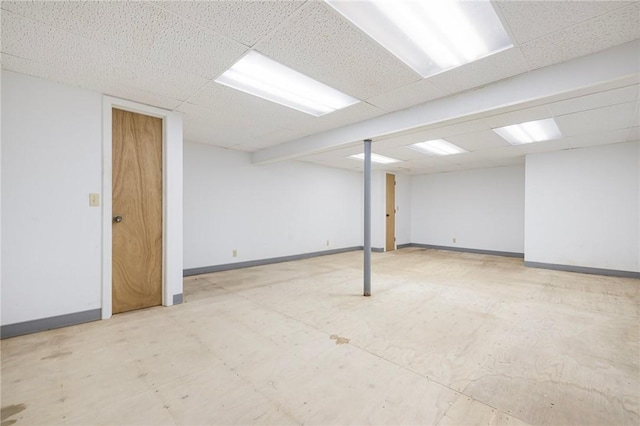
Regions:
[[40, 351, 72, 360], [1, 404, 26, 421], [330, 335, 350, 345]]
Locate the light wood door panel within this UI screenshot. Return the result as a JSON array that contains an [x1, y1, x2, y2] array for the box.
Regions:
[[385, 173, 396, 252], [112, 108, 163, 314]]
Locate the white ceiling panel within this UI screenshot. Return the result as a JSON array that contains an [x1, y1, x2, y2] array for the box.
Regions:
[[145, 16, 248, 80], [2, 1, 639, 175], [254, 1, 420, 100], [154, 1, 304, 47], [516, 139, 571, 155], [495, 1, 632, 44], [1, 54, 183, 111], [294, 102, 386, 139], [428, 48, 530, 95], [627, 127, 640, 141], [521, 2, 640, 70], [555, 102, 637, 136], [563, 128, 630, 149], [2, 11, 209, 102], [548, 85, 639, 116], [446, 130, 511, 152], [366, 80, 446, 112], [482, 105, 555, 129]]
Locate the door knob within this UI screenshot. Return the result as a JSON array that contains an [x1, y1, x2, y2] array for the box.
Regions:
[[386, 214, 390, 217], [114, 215, 123, 223]]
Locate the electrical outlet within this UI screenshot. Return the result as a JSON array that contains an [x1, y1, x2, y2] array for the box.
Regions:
[[232, 249, 237, 257], [453, 237, 456, 243], [326, 240, 330, 246]]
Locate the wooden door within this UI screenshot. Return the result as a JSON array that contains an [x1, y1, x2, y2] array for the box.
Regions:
[[385, 173, 396, 251], [112, 108, 163, 314]]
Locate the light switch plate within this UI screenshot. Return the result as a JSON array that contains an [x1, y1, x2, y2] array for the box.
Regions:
[[89, 193, 100, 207]]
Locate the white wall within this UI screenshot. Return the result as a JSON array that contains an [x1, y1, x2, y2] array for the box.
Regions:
[[411, 165, 525, 253], [525, 142, 640, 272], [183, 142, 363, 269], [371, 170, 386, 250], [2, 71, 102, 325]]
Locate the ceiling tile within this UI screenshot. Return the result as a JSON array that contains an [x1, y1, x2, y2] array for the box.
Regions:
[[548, 85, 639, 116], [428, 48, 530, 95], [521, 2, 640, 70], [153, 1, 303, 47], [146, 16, 248, 80], [2, 11, 208, 102], [555, 102, 636, 136], [563, 128, 630, 149], [294, 102, 386, 138], [1, 54, 183, 111], [495, 1, 633, 44], [254, 1, 420, 100], [366, 80, 446, 112], [446, 130, 511, 151], [516, 139, 571, 154], [482, 105, 554, 129]]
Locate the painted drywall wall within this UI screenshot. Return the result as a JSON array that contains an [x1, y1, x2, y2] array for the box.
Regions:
[[525, 142, 640, 272], [370, 170, 386, 250], [183, 142, 363, 269], [2, 71, 102, 325], [411, 165, 525, 253]]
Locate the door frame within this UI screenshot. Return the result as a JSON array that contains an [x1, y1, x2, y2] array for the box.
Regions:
[[101, 96, 183, 320]]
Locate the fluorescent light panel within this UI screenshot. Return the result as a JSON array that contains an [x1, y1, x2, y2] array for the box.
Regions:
[[349, 153, 402, 164], [215, 51, 359, 116], [408, 139, 467, 156], [493, 118, 562, 145], [325, 0, 513, 78]]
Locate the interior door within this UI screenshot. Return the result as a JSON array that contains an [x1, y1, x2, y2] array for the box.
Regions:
[[112, 108, 163, 314], [385, 173, 396, 251]]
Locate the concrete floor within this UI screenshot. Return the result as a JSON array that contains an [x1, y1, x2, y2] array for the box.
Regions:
[[1, 248, 639, 425]]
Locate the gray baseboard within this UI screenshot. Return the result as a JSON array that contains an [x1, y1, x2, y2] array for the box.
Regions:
[[410, 243, 524, 258], [371, 247, 384, 253], [397, 243, 412, 249], [173, 293, 183, 304], [184, 246, 364, 276], [1, 309, 102, 340], [524, 261, 640, 279]]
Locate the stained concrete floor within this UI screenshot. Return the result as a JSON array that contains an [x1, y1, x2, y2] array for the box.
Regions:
[[1, 248, 639, 425]]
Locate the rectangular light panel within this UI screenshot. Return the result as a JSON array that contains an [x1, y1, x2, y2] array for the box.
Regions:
[[349, 153, 402, 164], [325, 0, 513, 78], [408, 139, 467, 156], [215, 51, 360, 116], [492, 118, 562, 145]]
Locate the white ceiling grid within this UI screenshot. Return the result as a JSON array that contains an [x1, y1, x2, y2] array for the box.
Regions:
[[1, 0, 639, 175]]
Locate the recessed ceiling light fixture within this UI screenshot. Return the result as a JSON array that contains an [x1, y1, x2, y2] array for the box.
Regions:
[[349, 153, 403, 164], [492, 118, 562, 145], [408, 139, 467, 156], [325, 0, 513, 78], [215, 51, 359, 116]]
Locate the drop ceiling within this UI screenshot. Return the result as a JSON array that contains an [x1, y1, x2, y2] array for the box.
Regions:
[[1, 1, 639, 175]]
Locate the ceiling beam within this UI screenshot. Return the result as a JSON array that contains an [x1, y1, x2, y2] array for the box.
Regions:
[[252, 40, 640, 165]]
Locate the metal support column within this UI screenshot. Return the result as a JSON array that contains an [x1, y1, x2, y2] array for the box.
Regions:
[[363, 139, 372, 296]]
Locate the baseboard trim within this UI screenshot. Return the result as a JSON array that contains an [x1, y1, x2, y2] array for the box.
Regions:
[[397, 243, 412, 249], [173, 293, 183, 305], [184, 246, 364, 276], [371, 247, 384, 253], [1, 309, 102, 340], [410, 243, 524, 258], [524, 261, 640, 279]]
